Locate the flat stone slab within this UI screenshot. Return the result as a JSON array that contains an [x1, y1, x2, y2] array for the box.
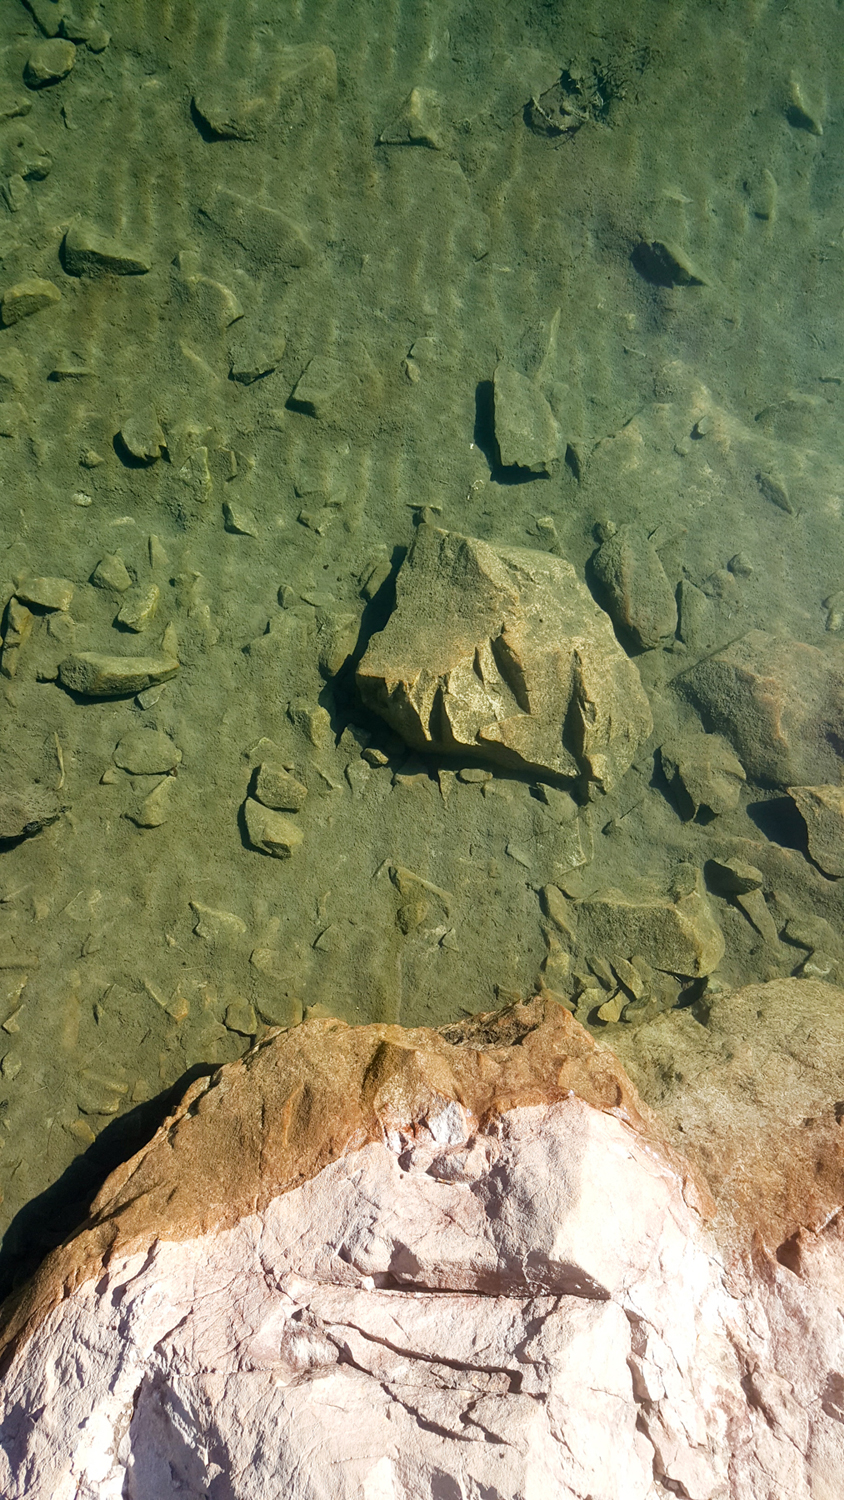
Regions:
[[62, 220, 150, 277], [113, 730, 181, 775], [200, 186, 312, 270], [192, 87, 270, 140], [493, 360, 562, 473], [12, 576, 73, 611], [356, 526, 652, 792], [58, 651, 178, 697]]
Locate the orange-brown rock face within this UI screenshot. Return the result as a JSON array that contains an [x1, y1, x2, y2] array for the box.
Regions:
[[0, 997, 669, 1351], [1, 988, 843, 1499]]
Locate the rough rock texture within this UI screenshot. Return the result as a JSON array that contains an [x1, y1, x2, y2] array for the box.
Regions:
[[243, 796, 303, 858], [62, 220, 151, 278], [609, 978, 844, 1252], [57, 650, 178, 697], [492, 360, 563, 473], [2, 990, 844, 1499], [573, 882, 725, 977], [0, 786, 60, 843], [356, 525, 652, 791], [660, 730, 746, 817], [591, 523, 678, 649], [788, 784, 844, 878], [0, 276, 61, 327], [678, 628, 844, 786]]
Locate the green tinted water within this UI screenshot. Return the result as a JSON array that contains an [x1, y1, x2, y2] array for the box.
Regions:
[[1, 0, 843, 1286]]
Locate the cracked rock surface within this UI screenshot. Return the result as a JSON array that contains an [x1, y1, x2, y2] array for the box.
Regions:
[[357, 525, 653, 792], [1, 992, 843, 1498]]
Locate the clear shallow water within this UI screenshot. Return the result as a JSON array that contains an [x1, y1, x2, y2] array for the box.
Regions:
[[0, 0, 843, 1288]]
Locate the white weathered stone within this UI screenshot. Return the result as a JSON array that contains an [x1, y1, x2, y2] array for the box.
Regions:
[[1, 1091, 841, 1498], [2, 991, 843, 1498]]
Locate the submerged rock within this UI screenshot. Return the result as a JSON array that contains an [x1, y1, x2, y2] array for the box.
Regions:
[[678, 629, 844, 786], [62, 221, 150, 277], [253, 763, 307, 811], [706, 855, 764, 895], [200, 186, 312, 271], [24, 40, 76, 89], [356, 526, 652, 792], [0, 786, 59, 842], [13, 576, 73, 611], [228, 327, 285, 384], [788, 784, 844, 878], [113, 730, 181, 775], [128, 778, 171, 828], [192, 88, 270, 140], [632, 239, 706, 287], [116, 583, 160, 632], [90, 554, 132, 592], [660, 730, 746, 817], [591, 523, 677, 648], [2, 989, 844, 1498], [574, 882, 725, 977], [493, 360, 562, 473], [243, 797, 303, 858], [118, 408, 166, 464], [377, 86, 446, 149], [0, 277, 60, 326], [58, 650, 178, 697], [0, 597, 33, 677]]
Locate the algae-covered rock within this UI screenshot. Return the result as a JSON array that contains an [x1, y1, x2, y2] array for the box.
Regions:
[[62, 221, 150, 277], [0, 787, 60, 842], [788, 785, 844, 878], [24, 40, 75, 89], [660, 731, 746, 817], [575, 885, 725, 977], [493, 361, 562, 474], [13, 576, 73, 611], [113, 731, 181, 775], [243, 798, 303, 858], [0, 278, 60, 326]]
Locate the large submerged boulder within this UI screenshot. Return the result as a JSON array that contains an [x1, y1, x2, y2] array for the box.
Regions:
[[678, 628, 844, 787], [1, 988, 844, 1499], [356, 526, 653, 791], [574, 881, 725, 978]]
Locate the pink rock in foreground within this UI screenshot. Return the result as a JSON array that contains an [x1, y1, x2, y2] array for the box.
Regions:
[[0, 995, 842, 1498]]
